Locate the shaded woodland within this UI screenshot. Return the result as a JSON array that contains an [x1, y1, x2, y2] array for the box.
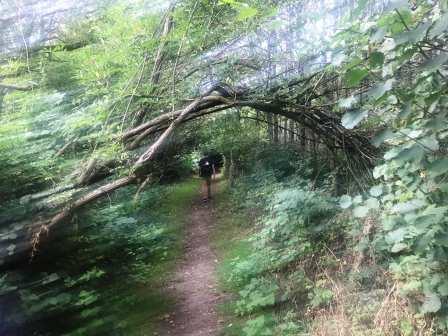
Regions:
[[1, 0, 448, 334]]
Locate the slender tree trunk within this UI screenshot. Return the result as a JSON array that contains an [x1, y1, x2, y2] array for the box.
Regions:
[[267, 113, 273, 141], [273, 114, 279, 143], [289, 119, 295, 142], [134, 4, 175, 125]]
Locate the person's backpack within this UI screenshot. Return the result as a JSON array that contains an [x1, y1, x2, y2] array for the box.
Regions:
[[199, 157, 213, 178]]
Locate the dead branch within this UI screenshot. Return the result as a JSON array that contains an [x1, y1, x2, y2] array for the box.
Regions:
[[0, 82, 36, 91]]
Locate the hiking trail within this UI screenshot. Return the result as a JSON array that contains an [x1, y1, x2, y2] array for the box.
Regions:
[[159, 179, 223, 336]]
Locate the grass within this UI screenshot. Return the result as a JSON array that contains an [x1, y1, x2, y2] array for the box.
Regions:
[[123, 177, 200, 335], [210, 179, 255, 336]]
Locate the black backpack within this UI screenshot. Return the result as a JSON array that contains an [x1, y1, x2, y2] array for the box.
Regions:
[[199, 157, 213, 177]]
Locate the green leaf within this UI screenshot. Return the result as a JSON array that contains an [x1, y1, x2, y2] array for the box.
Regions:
[[368, 79, 394, 100], [384, 0, 410, 12], [429, 13, 448, 38], [427, 158, 448, 177], [370, 28, 386, 43], [370, 185, 383, 197], [437, 281, 448, 296], [420, 136, 439, 151], [339, 195, 352, 209], [353, 206, 369, 218], [338, 96, 357, 109], [341, 110, 368, 129], [391, 242, 407, 253], [398, 101, 412, 119], [369, 51, 385, 68], [394, 145, 425, 163], [392, 199, 426, 214], [394, 22, 431, 46], [366, 198, 380, 209], [421, 293, 441, 313], [372, 128, 394, 147], [344, 68, 369, 86], [237, 6, 258, 20], [386, 227, 406, 244], [421, 53, 448, 73]]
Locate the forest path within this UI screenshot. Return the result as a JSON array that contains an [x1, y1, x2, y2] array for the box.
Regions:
[[159, 177, 223, 336]]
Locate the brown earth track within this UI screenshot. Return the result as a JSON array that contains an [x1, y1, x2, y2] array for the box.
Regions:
[[159, 179, 223, 336]]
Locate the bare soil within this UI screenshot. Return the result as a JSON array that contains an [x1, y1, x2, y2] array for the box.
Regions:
[[159, 179, 222, 335]]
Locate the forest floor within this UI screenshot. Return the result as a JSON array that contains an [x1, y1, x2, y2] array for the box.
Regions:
[[159, 177, 224, 336]]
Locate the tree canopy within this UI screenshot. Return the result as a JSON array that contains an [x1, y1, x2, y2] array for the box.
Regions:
[[1, 0, 448, 334]]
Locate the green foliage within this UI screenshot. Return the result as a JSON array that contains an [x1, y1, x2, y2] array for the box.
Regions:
[[1, 179, 198, 334], [334, 0, 448, 329], [217, 165, 343, 334], [308, 280, 334, 308]]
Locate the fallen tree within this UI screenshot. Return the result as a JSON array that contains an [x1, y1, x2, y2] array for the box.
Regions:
[[28, 86, 376, 254]]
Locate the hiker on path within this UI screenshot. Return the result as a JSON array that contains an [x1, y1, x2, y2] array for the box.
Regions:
[[198, 156, 215, 200]]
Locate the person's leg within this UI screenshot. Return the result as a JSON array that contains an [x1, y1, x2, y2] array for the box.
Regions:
[[206, 177, 211, 199]]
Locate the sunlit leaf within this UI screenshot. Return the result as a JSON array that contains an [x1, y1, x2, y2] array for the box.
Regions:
[[386, 227, 406, 243], [391, 242, 407, 253], [368, 79, 394, 100], [353, 206, 369, 218], [369, 185, 383, 197], [341, 110, 368, 129], [392, 199, 426, 214], [237, 6, 258, 20], [421, 293, 441, 313], [339, 195, 352, 209], [366, 198, 380, 209], [338, 96, 357, 109]]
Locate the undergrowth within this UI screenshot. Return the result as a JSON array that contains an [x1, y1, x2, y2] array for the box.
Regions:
[[0, 178, 198, 335], [213, 156, 435, 336]]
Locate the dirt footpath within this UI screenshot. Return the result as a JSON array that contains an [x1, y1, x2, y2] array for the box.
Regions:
[[160, 180, 222, 335]]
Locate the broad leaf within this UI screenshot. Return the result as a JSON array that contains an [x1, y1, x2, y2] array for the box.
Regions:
[[339, 195, 352, 209], [391, 242, 407, 253], [368, 79, 394, 100], [338, 96, 357, 109], [386, 227, 406, 244], [394, 22, 431, 46], [353, 206, 369, 218], [370, 185, 383, 197], [366, 198, 380, 209], [394, 145, 425, 163], [421, 293, 441, 313], [427, 158, 448, 177], [429, 13, 448, 38], [344, 68, 368, 86], [369, 51, 385, 68], [372, 128, 394, 147], [421, 53, 448, 73], [341, 110, 368, 129], [237, 6, 258, 20], [392, 199, 426, 214]]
